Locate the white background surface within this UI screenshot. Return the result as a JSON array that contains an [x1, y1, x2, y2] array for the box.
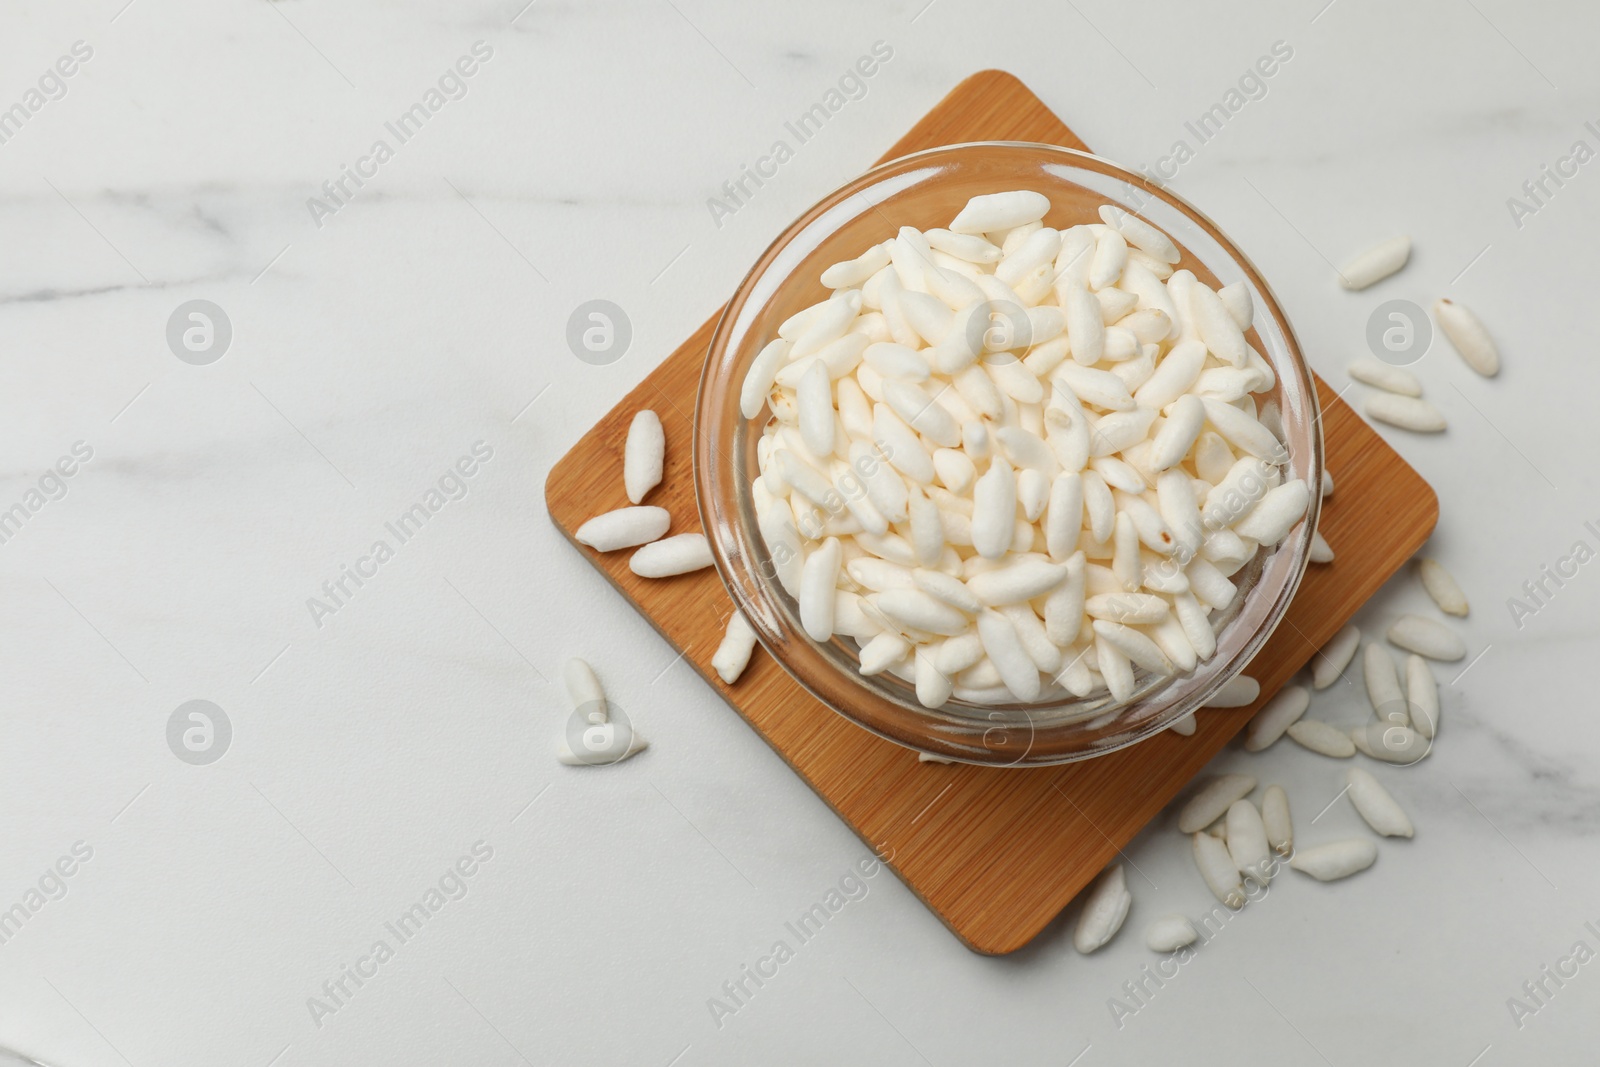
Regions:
[[2, 1, 1598, 1064]]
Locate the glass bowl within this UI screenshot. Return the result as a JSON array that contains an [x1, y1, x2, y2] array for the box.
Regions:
[[693, 141, 1321, 766]]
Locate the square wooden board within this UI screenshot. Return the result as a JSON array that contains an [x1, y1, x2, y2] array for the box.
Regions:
[[544, 70, 1439, 954]]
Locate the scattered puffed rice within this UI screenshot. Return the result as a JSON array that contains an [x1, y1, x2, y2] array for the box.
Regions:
[[1287, 719, 1356, 758], [1177, 773, 1256, 834], [1338, 236, 1410, 290], [1405, 654, 1439, 740], [1417, 558, 1469, 616], [564, 657, 608, 724], [1366, 393, 1447, 433], [557, 723, 649, 766], [1346, 767, 1414, 838], [1363, 643, 1407, 722], [1225, 798, 1273, 885], [1348, 357, 1422, 397], [1290, 839, 1377, 881], [1434, 298, 1500, 377], [624, 410, 665, 503], [1351, 721, 1427, 764], [575, 506, 671, 552], [1074, 865, 1133, 953], [1146, 915, 1198, 952], [1193, 830, 1245, 907], [712, 610, 759, 684], [1244, 685, 1309, 751], [1387, 614, 1466, 662], [1261, 785, 1292, 855], [1312, 625, 1360, 689], [630, 533, 714, 578]]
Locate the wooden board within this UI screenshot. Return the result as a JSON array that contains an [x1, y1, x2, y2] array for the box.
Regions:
[[544, 70, 1438, 955]]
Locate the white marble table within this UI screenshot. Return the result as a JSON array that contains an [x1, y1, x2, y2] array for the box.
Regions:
[[2, 0, 1597, 1063]]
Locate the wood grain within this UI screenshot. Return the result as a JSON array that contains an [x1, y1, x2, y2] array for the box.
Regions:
[[544, 70, 1438, 955]]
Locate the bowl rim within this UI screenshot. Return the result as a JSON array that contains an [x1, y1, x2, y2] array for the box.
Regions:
[[693, 139, 1322, 765]]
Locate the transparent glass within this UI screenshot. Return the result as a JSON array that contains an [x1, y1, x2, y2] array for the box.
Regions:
[[694, 142, 1321, 766]]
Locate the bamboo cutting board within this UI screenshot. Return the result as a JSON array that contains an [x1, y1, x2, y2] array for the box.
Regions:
[[545, 70, 1438, 954]]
